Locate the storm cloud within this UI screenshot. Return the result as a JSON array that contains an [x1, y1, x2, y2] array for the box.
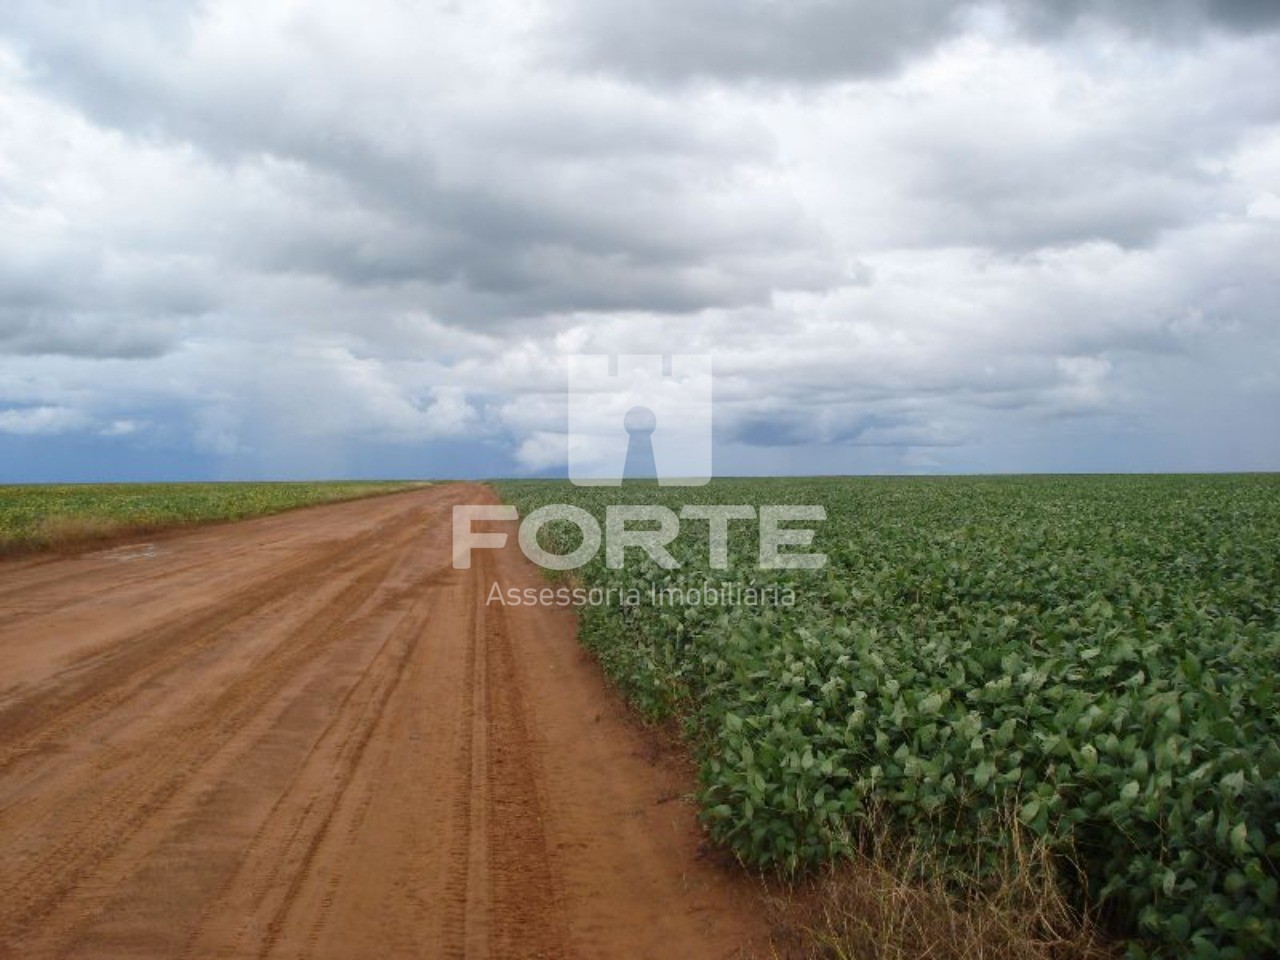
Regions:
[[0, 0, 1277, 479]]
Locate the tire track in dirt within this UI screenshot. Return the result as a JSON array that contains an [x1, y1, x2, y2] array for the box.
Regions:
[[0, 505, 427, 766], [0, 483, 771, 959], [0, 497, 458, 952], [440, 562, 483, 958], [0, 547, 405, 941], [0, 487, 431, 615], [227, 580, 430, 960], [54, 567, 437, 960], [476, 550, 567, 960]]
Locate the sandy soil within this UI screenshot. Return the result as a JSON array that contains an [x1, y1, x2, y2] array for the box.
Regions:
[[0, 483, 772, 959]]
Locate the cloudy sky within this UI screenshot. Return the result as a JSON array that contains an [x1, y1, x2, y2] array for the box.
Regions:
[[1, 0, 1278, 481]]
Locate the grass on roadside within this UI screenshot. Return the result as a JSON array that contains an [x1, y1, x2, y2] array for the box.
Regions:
[[766, 812, 1113, 960], [0, 481, 427, 557]]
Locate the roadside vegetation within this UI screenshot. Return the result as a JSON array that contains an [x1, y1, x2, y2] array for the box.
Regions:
[[0, 481, 425, 557], [499, 475, 1280, 959], [765, 812, 1111, 960]]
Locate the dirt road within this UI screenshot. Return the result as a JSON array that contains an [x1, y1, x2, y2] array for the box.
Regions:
[[0, 484, 771, 959]]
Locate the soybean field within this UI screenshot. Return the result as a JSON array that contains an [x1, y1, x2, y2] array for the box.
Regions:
[[499, 475, 1280, 959]]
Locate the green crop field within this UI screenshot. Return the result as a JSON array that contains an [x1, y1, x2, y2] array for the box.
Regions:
[[499, 475, 1280, 959], [0, 481, 425, 555]]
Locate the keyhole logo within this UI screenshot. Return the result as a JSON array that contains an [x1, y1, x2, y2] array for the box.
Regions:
[[622, 405, 658, 483], [455, 352, 828, 575], [567, 354, 712, 486]]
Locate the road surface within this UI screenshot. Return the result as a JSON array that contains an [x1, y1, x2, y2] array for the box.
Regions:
[[0, 484, 770, 959]]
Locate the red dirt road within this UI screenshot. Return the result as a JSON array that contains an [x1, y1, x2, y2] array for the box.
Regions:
[[0, 484, 770, 959]]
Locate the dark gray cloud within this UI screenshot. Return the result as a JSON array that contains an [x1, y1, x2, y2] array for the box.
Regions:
[[731, 409, 932, 448], [0, 312, 176, 359], [0, 1, 838, 326], [1008, 0, 1280, 41], [555, 0, 1280, 86], [551, 0, 963, 84]]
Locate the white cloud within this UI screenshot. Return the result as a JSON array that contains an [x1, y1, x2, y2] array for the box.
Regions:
[[99, 418, 143, 437], [0, 1, 1277, 476], [0, 405, 90, 435]]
